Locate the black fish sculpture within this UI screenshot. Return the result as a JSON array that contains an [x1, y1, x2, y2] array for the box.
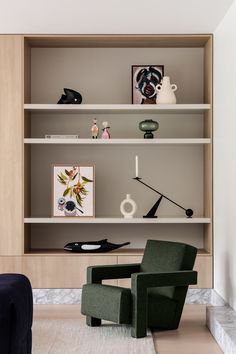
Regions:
[[64, 239, 130, 253], [57, 88, 82, 104]]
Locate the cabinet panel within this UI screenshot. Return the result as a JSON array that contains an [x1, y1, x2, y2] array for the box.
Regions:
[[0, 35, 24, 255], [192, 255, 212, 289], [0, 256, 22, 273], [22, 255, 117, 288]]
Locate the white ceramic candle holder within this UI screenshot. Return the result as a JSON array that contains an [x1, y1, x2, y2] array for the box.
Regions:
[[120, 194, 137, 218]]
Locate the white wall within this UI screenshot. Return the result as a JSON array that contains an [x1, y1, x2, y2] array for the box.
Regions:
[[0, 0, 234, 34], [214, 0, 236, 309]]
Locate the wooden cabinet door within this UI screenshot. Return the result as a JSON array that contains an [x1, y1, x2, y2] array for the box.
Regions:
[[22, 255, 118, 288]]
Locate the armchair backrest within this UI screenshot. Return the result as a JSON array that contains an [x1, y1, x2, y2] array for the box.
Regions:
[[141, 240, 197, 298]]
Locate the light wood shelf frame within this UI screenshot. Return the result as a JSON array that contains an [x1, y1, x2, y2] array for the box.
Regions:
[[23, 34, 214, 288], [0, 34, 213, 289]]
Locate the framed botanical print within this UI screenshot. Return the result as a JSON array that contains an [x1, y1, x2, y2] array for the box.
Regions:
[[132, 65, 164, 104], [53, 165, 94, 217]]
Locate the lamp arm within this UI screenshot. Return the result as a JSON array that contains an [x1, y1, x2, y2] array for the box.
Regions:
[[133, 177, 193, 217]]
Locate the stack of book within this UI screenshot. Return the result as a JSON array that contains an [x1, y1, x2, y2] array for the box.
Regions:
[[45, 135, 79, 139]]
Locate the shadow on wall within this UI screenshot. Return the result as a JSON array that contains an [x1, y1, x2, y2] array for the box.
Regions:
[[223, 250, 234, 305]]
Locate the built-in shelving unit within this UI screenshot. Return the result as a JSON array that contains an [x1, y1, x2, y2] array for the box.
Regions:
[[0, 34, 213, 289]]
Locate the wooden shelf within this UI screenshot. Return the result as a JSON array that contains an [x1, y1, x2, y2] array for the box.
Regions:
[[24, 248, 143, 256], [24, 138, 211, 145], [24, 103, 211, 114], [24, 217, 211, 224], [24, 248, 211, 257], [25, 34, 212, 48]]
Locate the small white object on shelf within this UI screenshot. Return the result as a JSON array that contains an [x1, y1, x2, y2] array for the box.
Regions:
[[45, 134, 79, 139], [120, 194, 137, 219], [135, 155, 139, 177]]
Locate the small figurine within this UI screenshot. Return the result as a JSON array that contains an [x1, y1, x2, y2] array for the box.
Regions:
[[57, 88, 82, 104], [101, 121, 111, 139], [91, 118, 99, 139], [64, 239, 130, 253]]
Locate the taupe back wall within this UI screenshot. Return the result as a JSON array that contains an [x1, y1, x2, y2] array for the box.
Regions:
[[30, 47, 205, 249], [31, 48, 203, 104]]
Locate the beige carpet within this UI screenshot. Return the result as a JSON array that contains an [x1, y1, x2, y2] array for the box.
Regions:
[[32, 319, 156, 354]]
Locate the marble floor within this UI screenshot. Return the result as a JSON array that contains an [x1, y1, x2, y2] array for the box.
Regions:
[[33, 304, 222, 354]]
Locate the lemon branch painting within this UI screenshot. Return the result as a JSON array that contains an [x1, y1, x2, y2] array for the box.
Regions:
[[53, 166, 94, 217]]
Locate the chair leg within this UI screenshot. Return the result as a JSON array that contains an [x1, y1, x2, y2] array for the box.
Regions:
[[86, 316, 101, 327], [131, 321, 147, 338], [131, 294, 147, 338], [131, 286, 148, 338]]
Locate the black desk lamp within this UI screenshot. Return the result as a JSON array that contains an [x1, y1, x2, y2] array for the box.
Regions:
[[133, 156, 193, 218]]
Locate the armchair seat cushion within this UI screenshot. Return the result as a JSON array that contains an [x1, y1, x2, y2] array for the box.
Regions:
[[81, 284, 131, 324]]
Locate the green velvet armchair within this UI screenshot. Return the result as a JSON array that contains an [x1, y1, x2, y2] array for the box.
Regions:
[[81, 240, 197, 338]]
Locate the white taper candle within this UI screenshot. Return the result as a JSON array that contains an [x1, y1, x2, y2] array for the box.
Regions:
[[135, 155, 139, 177]]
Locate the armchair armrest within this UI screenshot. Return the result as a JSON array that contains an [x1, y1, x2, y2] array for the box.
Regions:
[[87, 263, 141, 284], [131, 270, 197, 290], [131, 270, 197, 338]]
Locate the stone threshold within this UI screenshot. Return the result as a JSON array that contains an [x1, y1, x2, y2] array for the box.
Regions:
[[207, 305, 236, 354]]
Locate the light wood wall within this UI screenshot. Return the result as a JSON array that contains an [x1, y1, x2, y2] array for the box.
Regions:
[[0, 35, 24, 255], [0, 254, 211, 288]]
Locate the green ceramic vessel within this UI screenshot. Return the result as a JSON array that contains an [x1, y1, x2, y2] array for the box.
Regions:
[[139, 119, 159, 139]]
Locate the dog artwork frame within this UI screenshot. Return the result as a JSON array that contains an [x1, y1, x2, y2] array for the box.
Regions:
[[132, 65, 164, 104], [52, 165, 95, 217]]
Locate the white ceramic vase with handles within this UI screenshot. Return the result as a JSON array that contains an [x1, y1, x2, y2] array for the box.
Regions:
[[156, 76, 177, 104]]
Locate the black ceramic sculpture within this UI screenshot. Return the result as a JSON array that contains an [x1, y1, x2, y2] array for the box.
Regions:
[[64, 239, 130, 253], [57, 88, 82, 104]]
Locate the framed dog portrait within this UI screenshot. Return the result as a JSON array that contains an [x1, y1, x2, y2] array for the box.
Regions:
[[132, 65, 164, 104], [53, 165, 95, 217]]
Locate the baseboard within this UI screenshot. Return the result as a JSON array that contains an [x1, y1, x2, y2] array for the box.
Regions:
[[33, 288, 220, 305], [33, 289, 82, 304]]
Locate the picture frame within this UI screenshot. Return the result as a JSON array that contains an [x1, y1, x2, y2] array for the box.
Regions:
[[52, 165, 95, 217], [132, 65, 164, 104]]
